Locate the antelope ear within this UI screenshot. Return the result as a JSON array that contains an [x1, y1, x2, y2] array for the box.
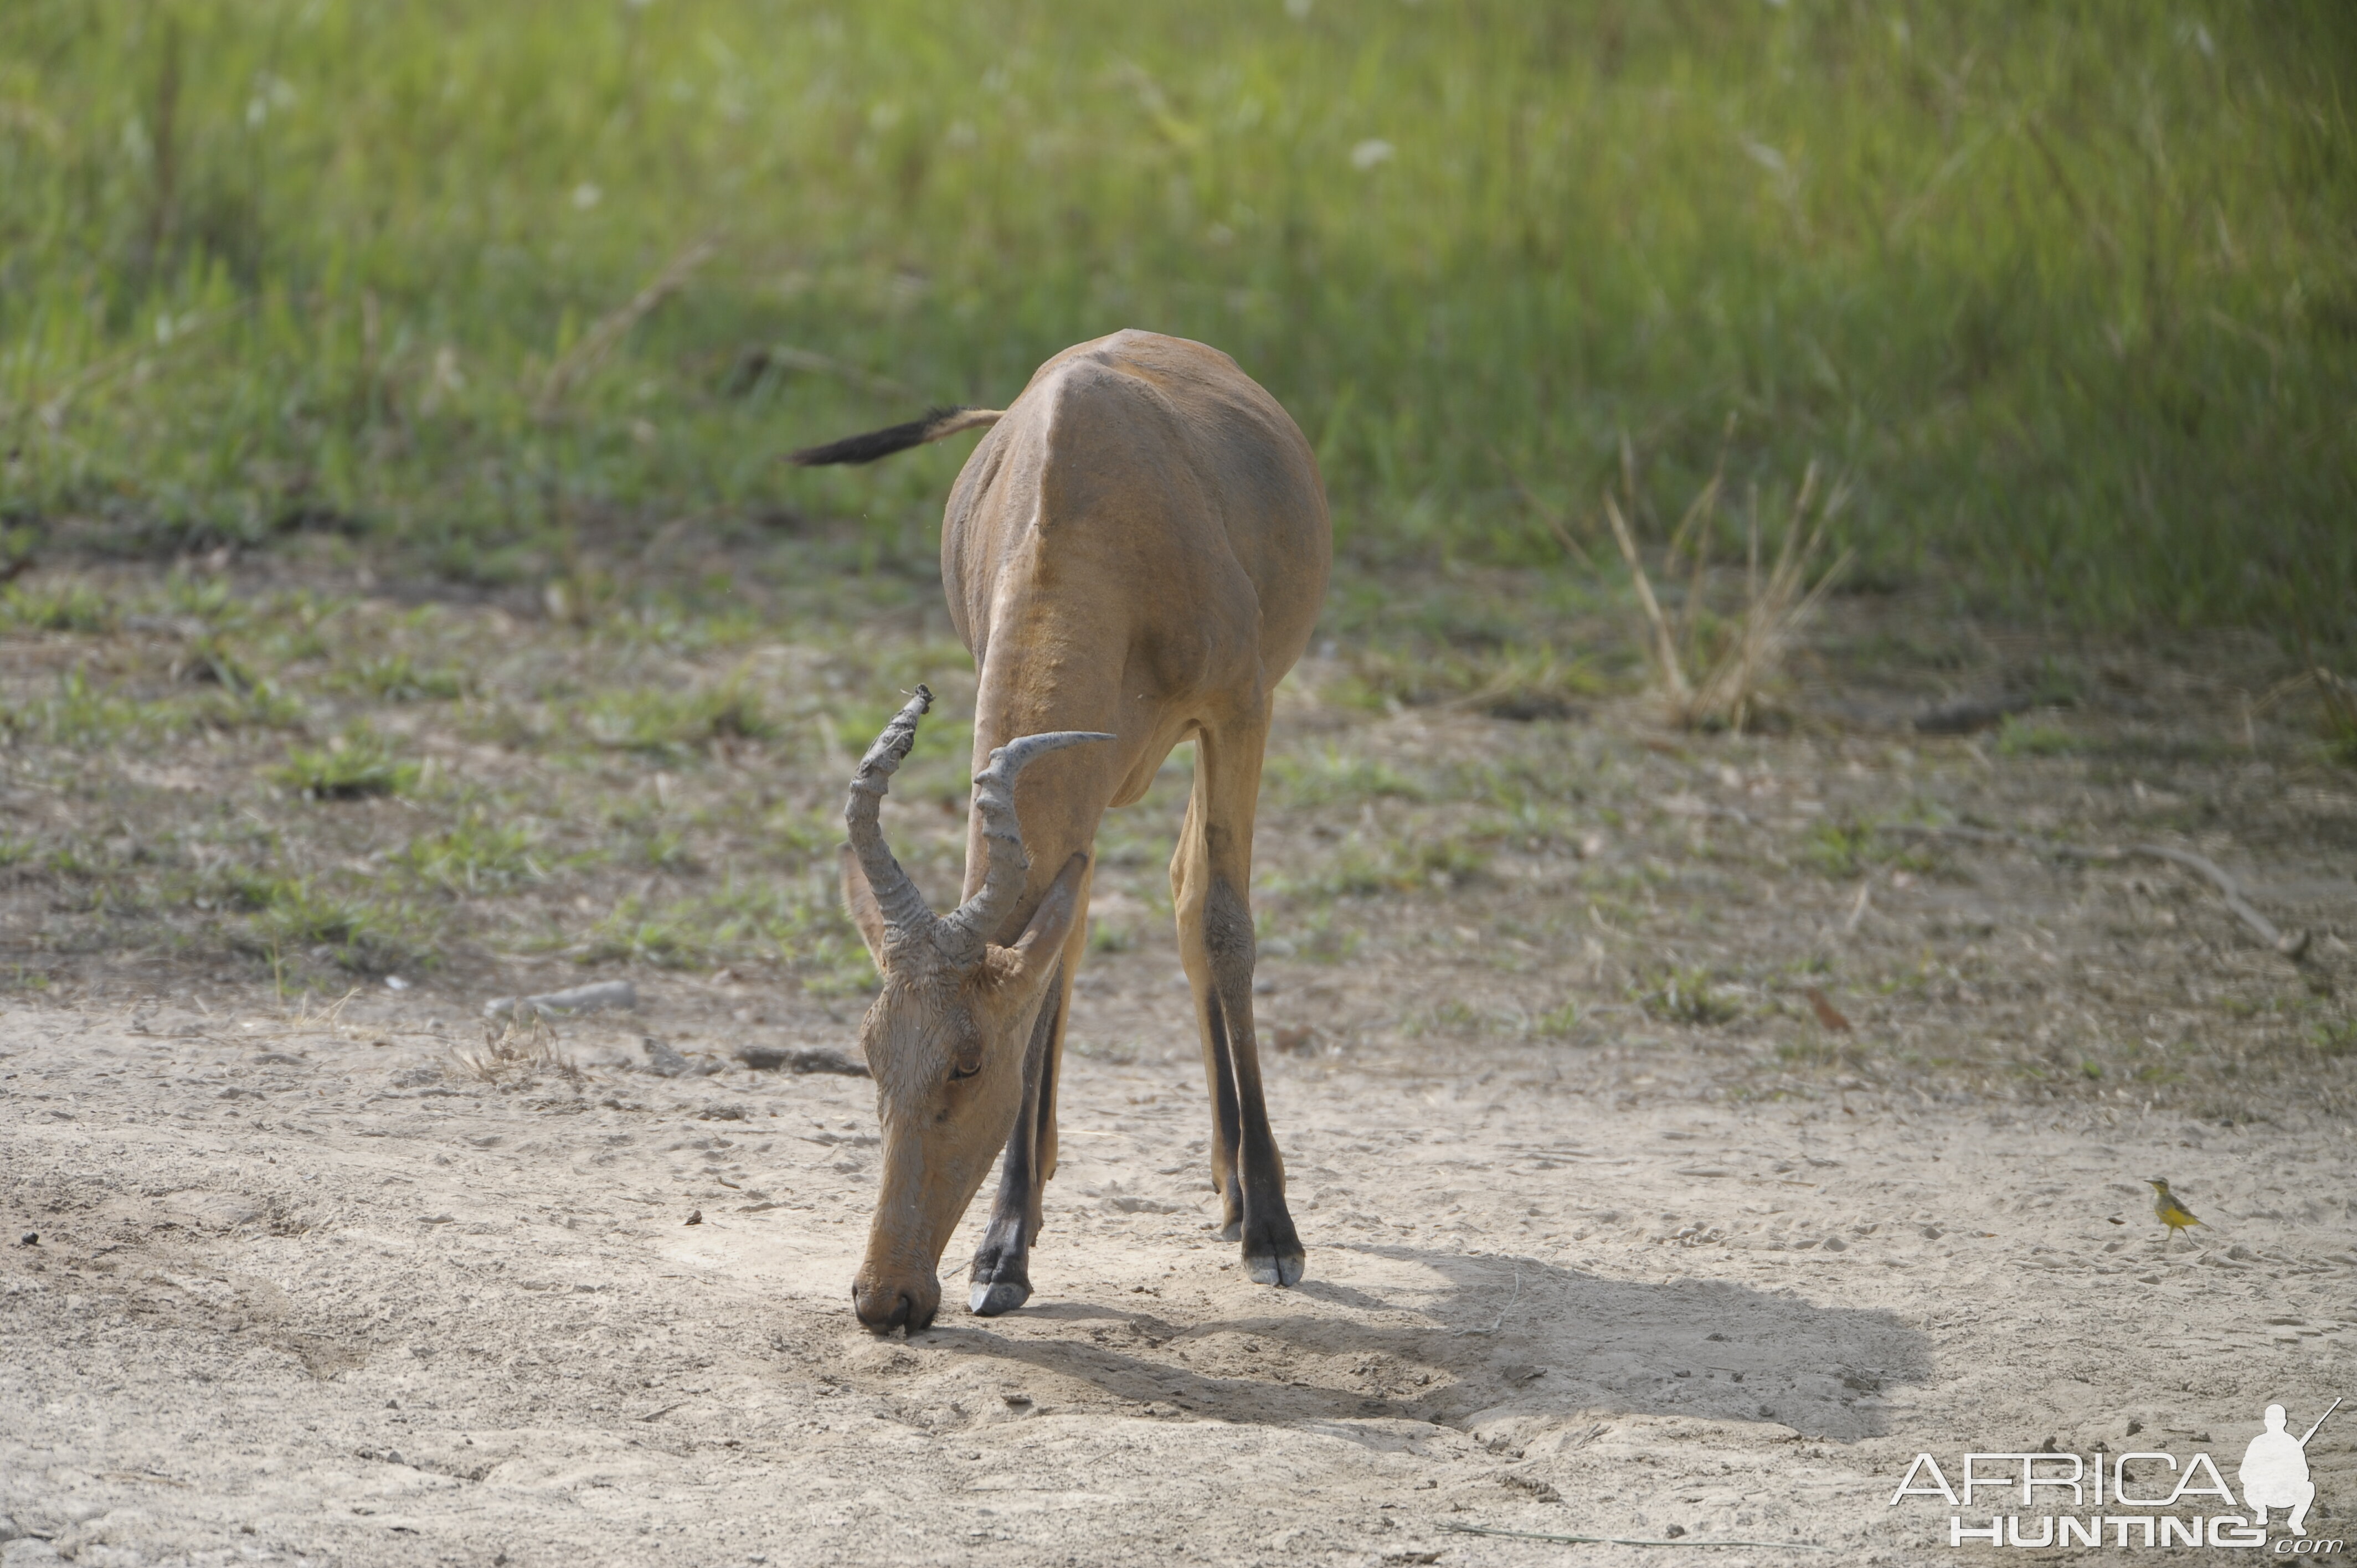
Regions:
[[998, 853, 1090, 992], [839, 845, 891, 972]]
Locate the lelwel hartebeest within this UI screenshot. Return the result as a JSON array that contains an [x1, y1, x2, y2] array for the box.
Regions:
[[791, 330, 1330, 1333]]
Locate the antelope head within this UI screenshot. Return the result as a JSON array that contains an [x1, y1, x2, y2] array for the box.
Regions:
[[838, 685, 1110, 1334]]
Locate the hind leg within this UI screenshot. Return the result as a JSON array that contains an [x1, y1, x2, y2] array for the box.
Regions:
[[1170, 716, 1303, 1286]]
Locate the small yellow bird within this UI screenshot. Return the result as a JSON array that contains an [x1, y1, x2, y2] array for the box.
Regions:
[[2146, 1178, 2206, 1250]]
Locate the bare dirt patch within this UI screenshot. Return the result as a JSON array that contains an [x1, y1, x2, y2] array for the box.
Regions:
[[4, 548, 2354, 1564]]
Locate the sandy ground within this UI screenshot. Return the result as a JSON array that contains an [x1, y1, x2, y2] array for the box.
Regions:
[[5, 557, 2357, 1565], [4, 970, 2353, 1568]]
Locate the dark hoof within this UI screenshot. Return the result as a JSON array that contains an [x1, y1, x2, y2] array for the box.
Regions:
[[970, 1278, 1031, 1316], [967, 1235, 1032, 1317], [1245, 1249, 1306, 1287], [1217, 1218, 1243, 1244], [1241, 1208, 1305, 1286]]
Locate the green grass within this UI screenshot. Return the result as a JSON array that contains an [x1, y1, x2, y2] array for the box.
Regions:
[[1534, 1001, 1582, 1038], [573, 875, 858, 977], [271, 728, 420, 798], [579, 682, 774, 755], [1636, 966, 1739, 1027], [1326, 642, 1608, 719], [334, 652, 467, 702], [1258, 904, 1362, 964], [1800, 816, 1945, 879], [1995, 714, 2076, 757], [1279, 830, 1492, 899], [1802, 819, 1877, 880], [1264, 745, 1425, 808], [173, 631, 256, 691], [393, 812, 543, 895], [1, 3, 2353, 650], [2, 670, 153, 746], [189, 863, 425, 973], [247, 879, 424, 974], [1, 582, 116, 633], [0, 663, 299, 745]]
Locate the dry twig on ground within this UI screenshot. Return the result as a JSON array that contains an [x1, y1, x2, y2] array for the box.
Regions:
[[1876, 823, 2312, 964]]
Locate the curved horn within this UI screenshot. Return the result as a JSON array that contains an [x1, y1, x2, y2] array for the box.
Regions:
[[940, 730, 1116, 964], [843, 685, 942, 942]]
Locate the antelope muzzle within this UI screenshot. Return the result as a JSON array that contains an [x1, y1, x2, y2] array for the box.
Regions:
[[851, 1267, 941, 1335]]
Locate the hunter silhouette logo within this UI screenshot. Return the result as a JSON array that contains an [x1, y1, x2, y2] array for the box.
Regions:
[[2244, 1399, 2338, 1537], [1889, 1396, 2343, 1549]]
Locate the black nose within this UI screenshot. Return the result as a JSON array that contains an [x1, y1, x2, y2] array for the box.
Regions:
[[854, 1283, 917, 1336]]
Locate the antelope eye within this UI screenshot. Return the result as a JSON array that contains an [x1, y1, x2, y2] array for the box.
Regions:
[[948, 1054, 982, 1081]]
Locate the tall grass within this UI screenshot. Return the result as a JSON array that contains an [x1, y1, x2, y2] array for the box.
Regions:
[[1, 2, 2351, 642]]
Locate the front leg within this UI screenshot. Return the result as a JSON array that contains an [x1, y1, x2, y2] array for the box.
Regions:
[[967, 961, 1064, 1316]]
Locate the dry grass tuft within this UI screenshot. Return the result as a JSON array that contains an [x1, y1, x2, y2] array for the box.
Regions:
[[2322, 669, 2357, 766], [2294, 634, 2357, 766], [1599, 441, 1851, 733], [452, 1013, 580, 1085], [280, 987, 363, 1033], [2244, 656, 2357, 765]]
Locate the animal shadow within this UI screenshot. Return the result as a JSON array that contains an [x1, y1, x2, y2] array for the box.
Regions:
[[928, 1244, 1929, 1442]]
